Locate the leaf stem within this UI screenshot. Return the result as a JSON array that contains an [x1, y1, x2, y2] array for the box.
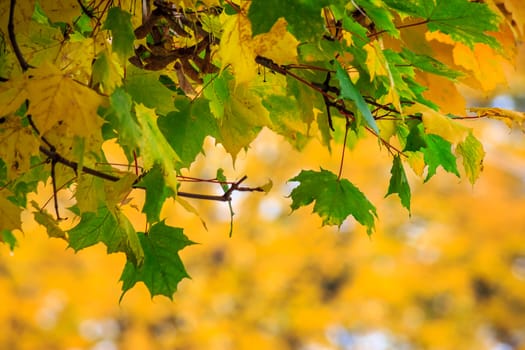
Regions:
[[337, 118, 351, 180]]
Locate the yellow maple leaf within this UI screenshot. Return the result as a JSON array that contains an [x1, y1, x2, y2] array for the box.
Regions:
[[218, 14, 257, 85], [406, 151, 425, 177], [0, 73, 29, 118], [469, 107, 525, 130], [417, 72, 466, 115], [26, 63, 106, 138], [452, 43, 507, 92], [0, 193, 22, 231], [218, 14, 298, 86], [134, 103, 180, 193], [0, 117, 40, 180], [252, 18, 299, 66], [406, 102, 470, 144], [364, 42, 388, 81]]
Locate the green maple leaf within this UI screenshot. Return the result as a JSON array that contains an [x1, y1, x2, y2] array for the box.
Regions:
[[335, 61, 379, 134], [289, 169, 377, 234], [68, 205, 144, 266], [248, 0, 329, 42], [385, 155, 411, 212], [103, 7, 135, 62], [384, 0, 500, 49], [137, 164, 174, 224], [158, 97, 219, 169], [125, 66, 176, 116], [399, 48, 462, 79], [91, 49, 123, 93], [101, 87, 141, 161], [457, 132, 485, 184], [427, 0, 500, 49], [119, 221, 195, 300], [422, 134, 460, 181]]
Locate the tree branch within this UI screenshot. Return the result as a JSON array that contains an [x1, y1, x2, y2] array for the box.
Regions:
[[8, 0, 32, 71]]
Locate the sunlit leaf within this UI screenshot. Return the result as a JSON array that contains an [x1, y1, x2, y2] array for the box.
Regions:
[[406, 102, 469, 144], [457, 132, 485, 184], [134, 104, 180, 193]]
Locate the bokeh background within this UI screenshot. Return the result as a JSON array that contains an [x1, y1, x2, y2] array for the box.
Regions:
[[1, 42, 525, 350]]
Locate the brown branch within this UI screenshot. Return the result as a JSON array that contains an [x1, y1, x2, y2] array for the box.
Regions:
[[8, 0, 32, 71], [39, 145, 121, 182], [367, 19, 430, 39]]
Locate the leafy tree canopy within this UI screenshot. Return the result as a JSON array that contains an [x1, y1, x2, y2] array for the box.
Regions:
[[0, 0, 523, 299]]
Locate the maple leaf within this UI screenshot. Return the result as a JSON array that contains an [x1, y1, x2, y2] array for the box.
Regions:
[[219, 15, 298, 86], [134, 104, 180, 193], [0, 116, 40, 180], [103, 7, 135, 63], [125, 66, 176, 116], [248, 0, 329, 42], [158, 97, 219, 169], [136, 164, 174, 224], [422, 134, 460, 181], [457, 132, 485, 184], [335, 61, 380, 134], [289, 169, 377, 234], [119, 221, 195, 300], [385, 155, 411, 212], [91, 49, 124, 93], [405, 102, 469, 144], [68, 205, 144, 266], [468, 107, 525, 131], [101, 87, 142, 161], [0, 192, 22, 232], [24, 64, 106, 153], [31, 201, 67, 240]]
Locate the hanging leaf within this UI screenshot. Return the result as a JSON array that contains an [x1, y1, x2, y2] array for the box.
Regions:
[[119, 221, 195, 300], [385, 155, 411, 212], [457, 132, 485, 184], [289, 169, 377, 234]]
